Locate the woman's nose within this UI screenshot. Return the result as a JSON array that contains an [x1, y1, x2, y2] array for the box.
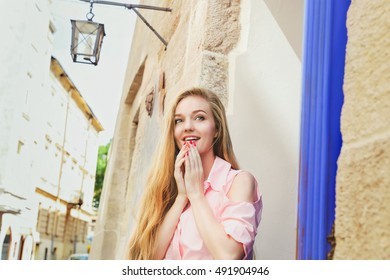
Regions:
[[183, 119, 194, 131]]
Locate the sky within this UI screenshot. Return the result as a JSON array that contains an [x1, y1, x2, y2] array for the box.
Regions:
[[51, 0, 137, 145]]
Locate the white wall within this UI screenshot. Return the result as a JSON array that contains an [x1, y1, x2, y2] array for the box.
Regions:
[[0, 0, 52, 188], [0, 0, 53, 260], [228, 0, 302, 259]]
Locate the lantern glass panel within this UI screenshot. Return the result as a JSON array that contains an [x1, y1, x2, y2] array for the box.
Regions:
[[71, 20, 105, 65]]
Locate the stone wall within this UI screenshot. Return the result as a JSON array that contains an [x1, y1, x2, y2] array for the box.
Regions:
[[335, 0, 390, 259]]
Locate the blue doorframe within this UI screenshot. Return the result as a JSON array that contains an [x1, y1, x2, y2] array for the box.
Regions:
[[297, 0, 351, 259]]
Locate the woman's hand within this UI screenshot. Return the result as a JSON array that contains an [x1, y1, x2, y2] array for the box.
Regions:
[[154, 143, 190, 259], [184, 143, 204, 200], [174, 143, 189, 197]]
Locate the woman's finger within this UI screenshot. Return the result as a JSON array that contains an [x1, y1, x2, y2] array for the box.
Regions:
[[190, 145, 198, 171], [177, 143, 188, 157], [175, 156, 186, 169], [193, 145, 202, 171], [175, 144, 189, 165], [184, 151, 191, 173]]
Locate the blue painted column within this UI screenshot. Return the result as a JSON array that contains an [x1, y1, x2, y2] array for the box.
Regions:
[[297, 0, 350, 259]]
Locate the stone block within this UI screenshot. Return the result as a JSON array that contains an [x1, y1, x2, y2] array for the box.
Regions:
[[335, 136, 390, 259], [342, 0, 390, 143], [200, 53, 229, 106]]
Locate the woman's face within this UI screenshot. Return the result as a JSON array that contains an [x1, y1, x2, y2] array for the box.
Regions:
[[174, 95, 217, 157]]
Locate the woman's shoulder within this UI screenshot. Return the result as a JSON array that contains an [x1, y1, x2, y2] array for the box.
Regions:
[[227, 170, 258, 203]]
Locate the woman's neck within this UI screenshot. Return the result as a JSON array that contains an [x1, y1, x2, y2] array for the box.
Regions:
[[201, 150, 216, 180]]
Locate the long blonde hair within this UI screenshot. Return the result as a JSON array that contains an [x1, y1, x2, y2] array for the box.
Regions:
[[126, 87, 239, 259]]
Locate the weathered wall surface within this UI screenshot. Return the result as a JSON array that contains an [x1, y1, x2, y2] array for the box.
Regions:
[[335, 0, 390, 259]]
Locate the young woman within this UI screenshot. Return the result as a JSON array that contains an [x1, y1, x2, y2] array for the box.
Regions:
[[126, 87, 262, 260]]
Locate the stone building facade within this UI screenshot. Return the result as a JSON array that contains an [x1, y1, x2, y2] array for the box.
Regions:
[[32, 57, 102, 260], [0, 0, 102, 259], [0, 0, 55, 260]]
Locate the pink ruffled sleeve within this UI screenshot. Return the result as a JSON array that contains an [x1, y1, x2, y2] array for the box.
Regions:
[[218, 184, 263, 259]]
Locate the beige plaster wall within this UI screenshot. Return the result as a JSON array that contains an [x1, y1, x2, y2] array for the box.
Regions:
[[264, 0, 304, 60], [229, 0, 302, 260], [335, 0, 390, 259]]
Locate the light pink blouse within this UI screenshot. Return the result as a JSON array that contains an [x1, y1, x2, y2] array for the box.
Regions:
[[164, 156, 263, 260]]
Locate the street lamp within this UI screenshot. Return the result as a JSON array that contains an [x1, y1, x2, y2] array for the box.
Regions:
[[71, 0, 172, 66], [70, 17, 105, 65]]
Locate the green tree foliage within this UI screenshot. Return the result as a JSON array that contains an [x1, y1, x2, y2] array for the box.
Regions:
[[93, 141, 111, 210]]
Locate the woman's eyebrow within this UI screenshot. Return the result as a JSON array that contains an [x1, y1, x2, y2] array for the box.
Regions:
[[193, 109, 207, 114], [174, 109, 207, 117]]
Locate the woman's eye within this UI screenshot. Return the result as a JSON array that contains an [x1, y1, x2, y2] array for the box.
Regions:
[[174, 119, 182, 124], [195, 116, 205, 121]]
